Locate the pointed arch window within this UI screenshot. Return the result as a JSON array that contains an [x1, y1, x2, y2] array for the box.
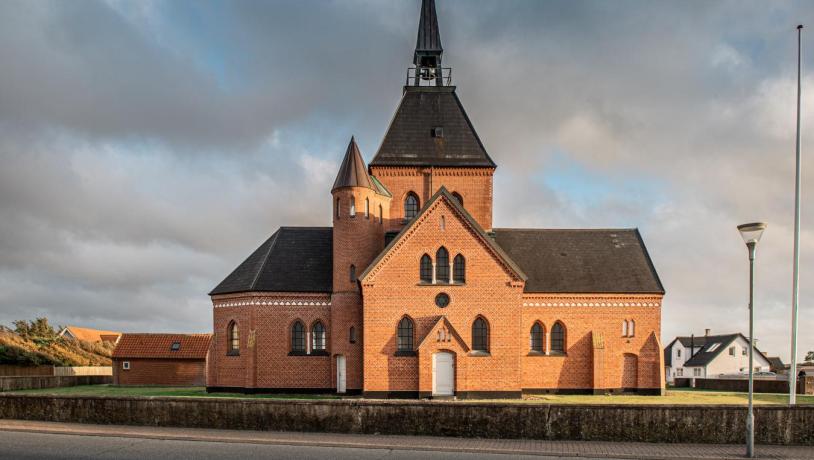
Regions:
[[451, 192, 463, 207], [349, 326, 357, 344], [404, 193, 419, 220], [530, 322, 544, 352], [453, 254, 465, 283], [365, 198, 370, 219], [349, 265, 356, 283], [472, 317, 489, 352], [379, 204, 383, 224], [436, 247, 449, 283], [349, 197, 356, 217], [335, 198, 340, 219], [629, 320, 635, 337], [227, 321, 239, 356], [622, 320, 629, 337], [551, 322, 566, 354], [420, 254, 433, 283], [312, 321, 326, 351], [397, 317, 414, 352], [291, 321, 305, 353]]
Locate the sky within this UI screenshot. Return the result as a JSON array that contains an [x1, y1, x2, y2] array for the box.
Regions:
[[0, 0, 812, 362]]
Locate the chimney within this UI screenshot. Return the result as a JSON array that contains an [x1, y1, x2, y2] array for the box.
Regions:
[[705, 329, 711, 336]]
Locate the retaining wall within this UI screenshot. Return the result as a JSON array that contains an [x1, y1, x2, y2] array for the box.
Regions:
[[674, 376, 814, 395], [0, 395, 812, 445], [0, 376, 111, 392]]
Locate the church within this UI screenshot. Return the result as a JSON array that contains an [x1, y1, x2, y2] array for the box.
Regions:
[[207, 0, 665, 398]]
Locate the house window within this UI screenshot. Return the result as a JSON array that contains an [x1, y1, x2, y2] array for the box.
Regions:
[[451, 192, 463, 207], [693, 368, 701, 377], [170, 341, 181, 351], [742, 347, 747, 356], [349, 326, 357, 344], [677, 348, 682, 358], [420, 254, 433, 283], [312, 322, 326, 351], [291, 321, 305, 352], [453, 254, 465, 283], [397, 317, 414, 352], [472, 317, 489, 352], [350, 197, 356, 217], [227, 321, 239, 355], [530, 323, 544, 352], [122, 361, 130, 370], [436, 247, 449, 283], [677, 368, 683, 377], [550, 322, 565, 354], [404, 193, 419, 219], [365, 198, 369, 219], [729, 346, 736, 356], [435, 293, 450, 308], [349, 265, 356, 283]]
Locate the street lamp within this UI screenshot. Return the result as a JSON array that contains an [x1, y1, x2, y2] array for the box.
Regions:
[[737, 222, 767, 459]]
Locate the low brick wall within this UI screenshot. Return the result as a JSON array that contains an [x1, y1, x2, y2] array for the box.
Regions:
[[674, 376, 814, 395], [0, 395, 812, 445], [0, 376, 111, 392]]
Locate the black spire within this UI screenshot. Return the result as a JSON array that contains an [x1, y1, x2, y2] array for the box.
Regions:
[[332, 136, 374, 191], [413, 0, 444, 86]]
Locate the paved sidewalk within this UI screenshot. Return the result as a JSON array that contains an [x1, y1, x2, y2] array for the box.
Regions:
[[0, 420, 811, 460]]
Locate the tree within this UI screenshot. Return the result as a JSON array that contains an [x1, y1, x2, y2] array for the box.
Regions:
[[806, 350, 814, 363], [12, 318, 57, 340]]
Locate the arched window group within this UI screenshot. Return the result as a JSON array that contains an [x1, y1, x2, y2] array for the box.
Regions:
[[227, 321, 239, 355], [397, 317, 414, 353], [527, 321, 566, 354], [404, 193, 419, 220], [622, 319, 635, 337], [289, 320, 328, 355], [419, 249, 465, 284]]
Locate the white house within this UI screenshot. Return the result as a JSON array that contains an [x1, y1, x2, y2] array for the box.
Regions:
[[664, 332, 771, 383]]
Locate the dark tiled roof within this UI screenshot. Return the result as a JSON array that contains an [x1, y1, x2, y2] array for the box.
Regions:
[[415, 0, 442, 58], [210, 227, 332, 295], [682, 334, 742, 367], [332, 137, 375, 191], [370, 86, 496, 168], [767, 356, 785, 371], [113, 333, 211, 359], [492, 229, 664, 294]]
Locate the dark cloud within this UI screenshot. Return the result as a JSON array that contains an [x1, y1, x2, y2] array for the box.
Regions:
[[0, 0, 812, 361]]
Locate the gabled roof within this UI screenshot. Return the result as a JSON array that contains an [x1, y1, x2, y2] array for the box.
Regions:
[[681, 333, 767, 367], [414, 0, 442, 62], [59, 326, 121, 343], [360, 186, 525, 283], [332, 136, 375, 192], [369, 86, 496, 168], [492, 229, 664, 294], [210, 227, 333, 295], [113, 333, 211, 359]]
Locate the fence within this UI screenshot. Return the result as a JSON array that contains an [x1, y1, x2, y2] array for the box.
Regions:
[[674, 376, 814, 395], [54, 367, 112, 377], [0, 365, 54, 377], [0, 376, 112, 392]]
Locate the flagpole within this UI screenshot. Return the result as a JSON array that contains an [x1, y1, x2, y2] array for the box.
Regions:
[[790, 24, 803, 405]]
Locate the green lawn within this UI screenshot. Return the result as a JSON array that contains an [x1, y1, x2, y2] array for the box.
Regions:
[[6, 385, 814, 404]]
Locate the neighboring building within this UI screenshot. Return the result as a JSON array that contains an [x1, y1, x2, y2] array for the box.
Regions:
[[207, 0, 665, 398], [766, 356, 786, 374], [112, 333, 212, 386], [59, 326, 121, 344], [664, 332, 771, 382]]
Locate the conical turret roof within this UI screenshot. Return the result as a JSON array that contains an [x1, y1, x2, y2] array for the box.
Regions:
[[332, 136, 375, 191]]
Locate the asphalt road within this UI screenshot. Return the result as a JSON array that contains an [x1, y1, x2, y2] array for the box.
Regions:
[[0, 431, 594, 460]]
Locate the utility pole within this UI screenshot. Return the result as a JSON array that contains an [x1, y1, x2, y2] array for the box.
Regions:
[[790, 24, 803, 405]]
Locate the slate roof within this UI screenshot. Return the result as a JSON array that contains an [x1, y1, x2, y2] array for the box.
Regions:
[[210, 227, 333, 295], [492, 229, 664, 294], [113, 333, 211, 359], [369, 86, 496, 168], [415, 0, 442, 62], [332, 137, 375, 191], [682, 333, 748, 367]]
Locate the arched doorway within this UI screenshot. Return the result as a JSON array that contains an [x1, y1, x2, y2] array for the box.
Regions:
[[432, 351, 455, 396], [622, 353, 638, 390]]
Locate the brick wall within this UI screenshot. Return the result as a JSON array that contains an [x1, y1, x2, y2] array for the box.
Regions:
[[113, 359, 205, 386], [370, 166, 494, 232]]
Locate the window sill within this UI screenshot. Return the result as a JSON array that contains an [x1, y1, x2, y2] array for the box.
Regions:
[[394, 350, 417, 357], [310, 350, 330, 356], [226, 350, 240, 357], [468, 350, 491, 357], [548, 352, 567, 357], [417, 282, 465, 287], [288, 350, 330, 357], [526, 351, 545, 357]]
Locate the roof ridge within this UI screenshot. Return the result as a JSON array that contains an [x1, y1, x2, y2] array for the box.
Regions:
[[249, 229, 280, 291]]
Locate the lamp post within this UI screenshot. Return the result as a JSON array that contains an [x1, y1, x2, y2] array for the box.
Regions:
[[738, 222, 767, 459]]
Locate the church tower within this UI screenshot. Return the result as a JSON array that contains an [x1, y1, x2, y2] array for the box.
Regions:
[[370, 0, 496, 232]]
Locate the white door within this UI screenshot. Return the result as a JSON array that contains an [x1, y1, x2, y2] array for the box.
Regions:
[[337, 355, 346, 393], [432, 352, 454, 396]]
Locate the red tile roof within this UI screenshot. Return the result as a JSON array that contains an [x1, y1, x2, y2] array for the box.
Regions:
[[113, 333, 212, 359], [61, 326, 122, 343]]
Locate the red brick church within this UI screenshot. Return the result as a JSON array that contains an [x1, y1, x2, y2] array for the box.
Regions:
[[208, 0, 665, 398]]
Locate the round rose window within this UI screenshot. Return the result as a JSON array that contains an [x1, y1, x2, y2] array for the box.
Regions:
[[435, 293, 450, 308]]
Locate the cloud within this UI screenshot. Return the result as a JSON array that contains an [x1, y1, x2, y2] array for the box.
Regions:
[[0, 0, 812, 361]]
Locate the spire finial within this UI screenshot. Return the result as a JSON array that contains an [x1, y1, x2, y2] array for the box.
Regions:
[[412, 0, 445, 86]]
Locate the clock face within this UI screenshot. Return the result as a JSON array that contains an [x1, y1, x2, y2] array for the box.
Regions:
[[435, 293, 450, 308]]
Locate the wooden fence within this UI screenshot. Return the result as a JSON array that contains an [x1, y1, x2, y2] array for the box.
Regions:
[[0, 365, 54, 377], [53, 367, 112, 377]]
